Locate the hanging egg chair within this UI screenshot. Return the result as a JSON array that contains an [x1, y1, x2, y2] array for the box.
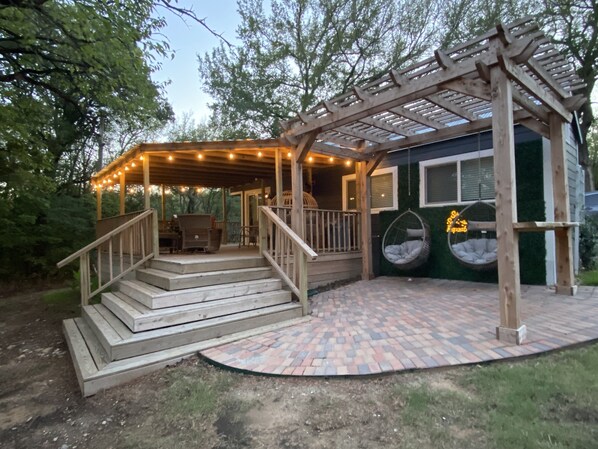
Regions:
[[447, 201, 497, 271], [382, 210, 431, 271]]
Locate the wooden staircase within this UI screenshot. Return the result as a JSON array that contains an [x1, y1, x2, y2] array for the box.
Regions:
[[63, 254, 305, 396]]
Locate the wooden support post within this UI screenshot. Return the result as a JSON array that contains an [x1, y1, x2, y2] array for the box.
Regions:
[[96, 187, 102, 221], [491, 65, 526, 345], [221, 187, 228, 244], [291, 150, 304, 239], [143, 154, 150, 210], [275, 148, 283, 205], [550, 113, 577, 295], [260, 179, 266, 206], [119, 171, 126, 216], [356, 161, 373, 280], [160, 184, 166, 221]]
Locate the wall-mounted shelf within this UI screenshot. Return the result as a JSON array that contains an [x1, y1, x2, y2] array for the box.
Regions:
[[512, 221, 579, 232]]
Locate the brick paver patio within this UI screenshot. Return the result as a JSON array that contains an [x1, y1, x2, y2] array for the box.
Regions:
[[201, 277, 598, 376]]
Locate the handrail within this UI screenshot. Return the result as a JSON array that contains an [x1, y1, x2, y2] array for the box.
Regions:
[[260, 207, 318, 260], [259, 206, 317, 316], [57, 209, 154, 268], [56, 209, 158, 306]]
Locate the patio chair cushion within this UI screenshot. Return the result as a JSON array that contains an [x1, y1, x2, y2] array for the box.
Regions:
[[451, 238, 497, 265], [384, 240, 423, 264]]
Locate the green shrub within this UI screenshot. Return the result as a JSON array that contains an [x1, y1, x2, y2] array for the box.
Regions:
[[579, 214, 598, 269]]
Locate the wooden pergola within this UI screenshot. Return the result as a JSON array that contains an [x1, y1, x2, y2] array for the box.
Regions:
[[281, 17, 584, 345]]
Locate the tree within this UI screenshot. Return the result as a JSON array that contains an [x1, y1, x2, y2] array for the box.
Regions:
[[542, 0, 598, 190], [199, 0, 442, 136]]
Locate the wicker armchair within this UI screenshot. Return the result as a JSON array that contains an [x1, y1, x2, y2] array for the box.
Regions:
[[176, 214, 222, 253]]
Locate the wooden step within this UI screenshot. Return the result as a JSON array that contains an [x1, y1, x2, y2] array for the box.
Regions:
[[82, 302, 303, 361], [150, 255, 267, 274], [102, 289, 293, 332], [64, 315, 310, 397], [117, 278, 283, 309], [136, 266, 273, 291]]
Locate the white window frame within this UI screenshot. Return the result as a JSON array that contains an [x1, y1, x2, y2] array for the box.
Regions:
[[342, 166, 398, 213], [419, 149, 494, 208]]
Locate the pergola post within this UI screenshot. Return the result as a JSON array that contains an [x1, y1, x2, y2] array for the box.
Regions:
[[96, 186, 102, 221], [550, 113, 577, 295], [221, 187, 228, 244], [143, 154, 150, 210], [291, 150, 304, 239], [356, 161, 373, 280], [119, 171, 126, 216], [491, 65, 526, 345], [275, 148, 283, 205]]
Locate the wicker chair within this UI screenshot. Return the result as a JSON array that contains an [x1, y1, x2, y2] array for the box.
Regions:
[[176, 214, 222, 253]]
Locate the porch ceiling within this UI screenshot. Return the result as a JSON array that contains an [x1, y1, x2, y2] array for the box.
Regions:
[[91, 139, 350, 189], [281, 17, 584, 159]]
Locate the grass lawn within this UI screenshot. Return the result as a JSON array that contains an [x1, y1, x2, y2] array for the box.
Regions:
[[578, 269, 598, 286]]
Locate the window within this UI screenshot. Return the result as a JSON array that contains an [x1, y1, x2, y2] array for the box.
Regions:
[[420, 150, 494, 207], [342, 166, 398, 212]]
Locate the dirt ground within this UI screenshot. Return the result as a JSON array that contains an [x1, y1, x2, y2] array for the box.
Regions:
[[1, 288, 594, 449]]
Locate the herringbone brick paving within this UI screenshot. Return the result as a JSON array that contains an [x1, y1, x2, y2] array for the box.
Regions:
[[201, 277, 598, 375]]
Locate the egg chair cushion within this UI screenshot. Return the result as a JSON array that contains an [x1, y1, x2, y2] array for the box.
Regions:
[[384, 240, 424, 265], [451, 238, 497, 265]]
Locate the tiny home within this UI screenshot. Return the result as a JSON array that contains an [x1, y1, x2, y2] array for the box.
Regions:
[[58, 18, 586, 395]]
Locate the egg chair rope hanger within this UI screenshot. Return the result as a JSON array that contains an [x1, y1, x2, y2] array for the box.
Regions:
[[446, 134, 498, 271], [381, 148, 431, 271]]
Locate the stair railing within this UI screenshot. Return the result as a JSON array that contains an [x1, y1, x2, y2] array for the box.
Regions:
[[57, 209, 159, 306], [258, 206, 317, 316]]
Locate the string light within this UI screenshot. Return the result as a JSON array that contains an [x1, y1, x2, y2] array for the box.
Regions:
[[168, 154, 174, 161], [329, 157, 334, 163], [113, 174, 117, 178], [131, 162, 136, 168], [287, 152, 292, 158], [307, 156, 314, 163], [102, 179, 107, 184], [228, 153, 235, 160], [257, 151, 263, 158], [196, 187, 204, 193], [197, 153, 204, 160], [345, 160, 352, 167], [124, 166, 129, 171], [117, 171, 122, 176], [139, 155, 144, 161]]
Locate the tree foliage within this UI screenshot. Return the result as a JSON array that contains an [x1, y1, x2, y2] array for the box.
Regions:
[[199, 0, 442, 136]]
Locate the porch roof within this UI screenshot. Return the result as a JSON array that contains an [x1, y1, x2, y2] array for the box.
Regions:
[[91, 138, 352, 189], [280, 17, 584, 160]]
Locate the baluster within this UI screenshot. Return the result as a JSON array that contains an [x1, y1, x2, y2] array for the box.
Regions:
[[326, 211, 331, 253], [108, 238, 113, 281], [119, 233, 124, 274], [129, 227, 134, 268], [80, 253, 90, 306]]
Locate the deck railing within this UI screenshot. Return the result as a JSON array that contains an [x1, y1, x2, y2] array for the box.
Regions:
[[57, 209, 158, 306], [269, 206, 361, 254], [259, 206, 317, 315]]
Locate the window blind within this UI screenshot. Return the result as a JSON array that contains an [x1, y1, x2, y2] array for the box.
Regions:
[[461, 156, 494, 201], [371, 173, 394, 209], [426, 163, 458, 203]]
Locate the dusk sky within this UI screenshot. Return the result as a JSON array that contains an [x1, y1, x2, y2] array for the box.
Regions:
[[152, 0, 241, 123]]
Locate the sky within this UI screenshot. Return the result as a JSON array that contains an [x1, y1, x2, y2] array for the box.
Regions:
[[151, 0, 241, 123]]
